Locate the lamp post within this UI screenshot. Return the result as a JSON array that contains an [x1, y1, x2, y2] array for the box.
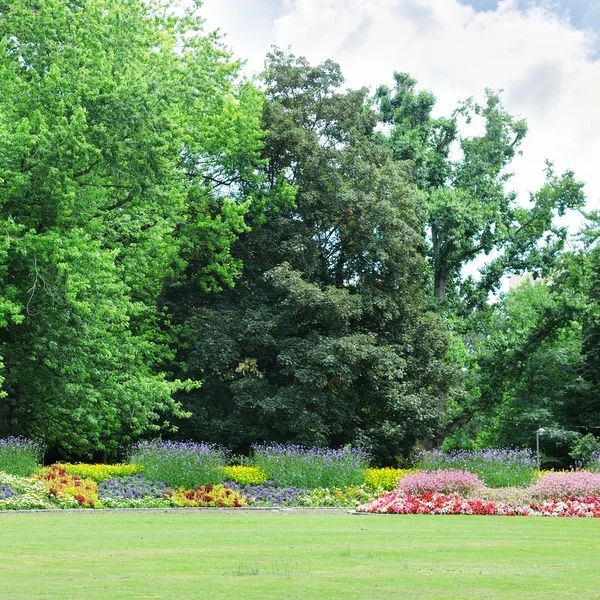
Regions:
[[536, 428, 545, 471]]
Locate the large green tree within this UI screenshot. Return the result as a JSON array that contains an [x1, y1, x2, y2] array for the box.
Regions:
[[0, 0, 265, 455], [171, 50, 455, 464]]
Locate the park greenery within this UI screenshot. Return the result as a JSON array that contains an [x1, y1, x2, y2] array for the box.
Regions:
[[1, 0, 599, 469]]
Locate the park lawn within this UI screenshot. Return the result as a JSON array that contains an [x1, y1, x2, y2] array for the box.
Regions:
[[1, 511, 599, 599]]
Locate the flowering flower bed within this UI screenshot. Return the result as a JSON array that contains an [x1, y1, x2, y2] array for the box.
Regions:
[[59, 463, 144, 482], [99, 474, 168, 500], [221, 465, 267, 485], [0, 437, 44, 477], [364, 468, 416, 490], [34, 466, 99, 508], [224, 480, 305, 505], [398, 469, 483, 495], [356, 490, 600, 517], [171, 484, 246, 507]]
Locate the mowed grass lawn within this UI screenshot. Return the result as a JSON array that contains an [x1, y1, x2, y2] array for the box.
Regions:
[[1, 511, 600, 599]]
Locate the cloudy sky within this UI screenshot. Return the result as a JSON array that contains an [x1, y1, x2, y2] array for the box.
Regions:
[[200, 0, 600, 229]]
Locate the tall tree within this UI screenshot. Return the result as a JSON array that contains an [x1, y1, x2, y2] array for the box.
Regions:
[[0, 0, 265, 455], [171, 50, 454, 464], [375, 74, 586, 309]]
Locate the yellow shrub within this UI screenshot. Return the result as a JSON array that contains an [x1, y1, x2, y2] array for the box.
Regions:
[[57, 463, 144, 483], [365, 468, 418, 491], [221, 465, 267, 485]]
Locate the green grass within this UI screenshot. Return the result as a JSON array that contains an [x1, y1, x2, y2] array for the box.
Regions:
[[1, 511, 600, 599]]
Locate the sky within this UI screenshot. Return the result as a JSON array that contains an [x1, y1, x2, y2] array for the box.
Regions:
[[200, 0, 600, 238]]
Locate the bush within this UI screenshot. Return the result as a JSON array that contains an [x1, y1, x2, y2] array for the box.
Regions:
[[398, 469, 483, 495], [416, 448, 537, 488], [0, 437, 43, 477], [128, 441, 228, 488], [251, 444, 369, 489]]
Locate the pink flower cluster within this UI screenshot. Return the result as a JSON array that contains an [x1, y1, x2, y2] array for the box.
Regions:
[[397, 469, 483, 496], [356, 491, 600, 517], [532, 471, 600, 498]]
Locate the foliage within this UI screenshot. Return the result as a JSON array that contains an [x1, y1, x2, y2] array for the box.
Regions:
[[128, 440, 228, 488], [57, 462, 144, 482], [416, 448, 537, 487], [0, 437, 43, 476], [397, 469, 483, 495], [251, 444, 369, 489], [171, 50, 451, 464], [221, 465, 267, 485], [364, 468, 417, 491], [171, 484, 246, 507], [0, 0, 267, 456]]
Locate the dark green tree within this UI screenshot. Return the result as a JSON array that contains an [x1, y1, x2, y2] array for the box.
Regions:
[[171, 50, 454, 464]]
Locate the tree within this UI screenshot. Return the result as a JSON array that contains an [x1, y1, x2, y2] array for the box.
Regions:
[[170, 50, 454, 464], [375, 74, 586, 309], [0, 0, 265, 455]]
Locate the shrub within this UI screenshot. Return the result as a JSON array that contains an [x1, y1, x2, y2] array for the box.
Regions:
[[171, 484, 246, 507], [365, 468, 416, 491], [251, 444, 369, 489], [58, 463, 143, 482], [398, 469, 483, 495], [128, 441, 228, 488], [416, 448, 537, 488], [222, 465, 267, 485], [531, 471, 600, 499], [0, 437, 43, 477]]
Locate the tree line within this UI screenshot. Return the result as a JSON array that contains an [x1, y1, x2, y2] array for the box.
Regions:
[[0, 0, 596, 466]]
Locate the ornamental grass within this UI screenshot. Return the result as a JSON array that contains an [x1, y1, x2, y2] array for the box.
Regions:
[[0, 437, 44, 477], [251, 444, 369, 489], [128, 440, 228, 488]]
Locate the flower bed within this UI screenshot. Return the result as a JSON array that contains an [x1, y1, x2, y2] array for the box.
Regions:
[[356, 490, 600, 517]]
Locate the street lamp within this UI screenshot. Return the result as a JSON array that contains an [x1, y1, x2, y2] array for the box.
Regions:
[[536, 428, 545, 471]]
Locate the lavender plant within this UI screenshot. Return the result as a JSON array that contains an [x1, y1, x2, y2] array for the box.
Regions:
[[128, 440, 228, 488], [251, 444, 369, 489], [415, 448, 537, 488], [99, 474, 169, 500], [0, 437, 44, 477]]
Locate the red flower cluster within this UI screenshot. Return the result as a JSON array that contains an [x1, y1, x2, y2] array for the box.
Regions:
[[356, 491, 600, 517], [171, 484, 247, 508]]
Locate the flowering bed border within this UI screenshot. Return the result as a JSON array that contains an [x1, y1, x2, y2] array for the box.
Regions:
[[356, 491, 600, 517]]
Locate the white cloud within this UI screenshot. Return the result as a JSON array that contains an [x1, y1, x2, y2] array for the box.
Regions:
[[202, 0, 600, 218]]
